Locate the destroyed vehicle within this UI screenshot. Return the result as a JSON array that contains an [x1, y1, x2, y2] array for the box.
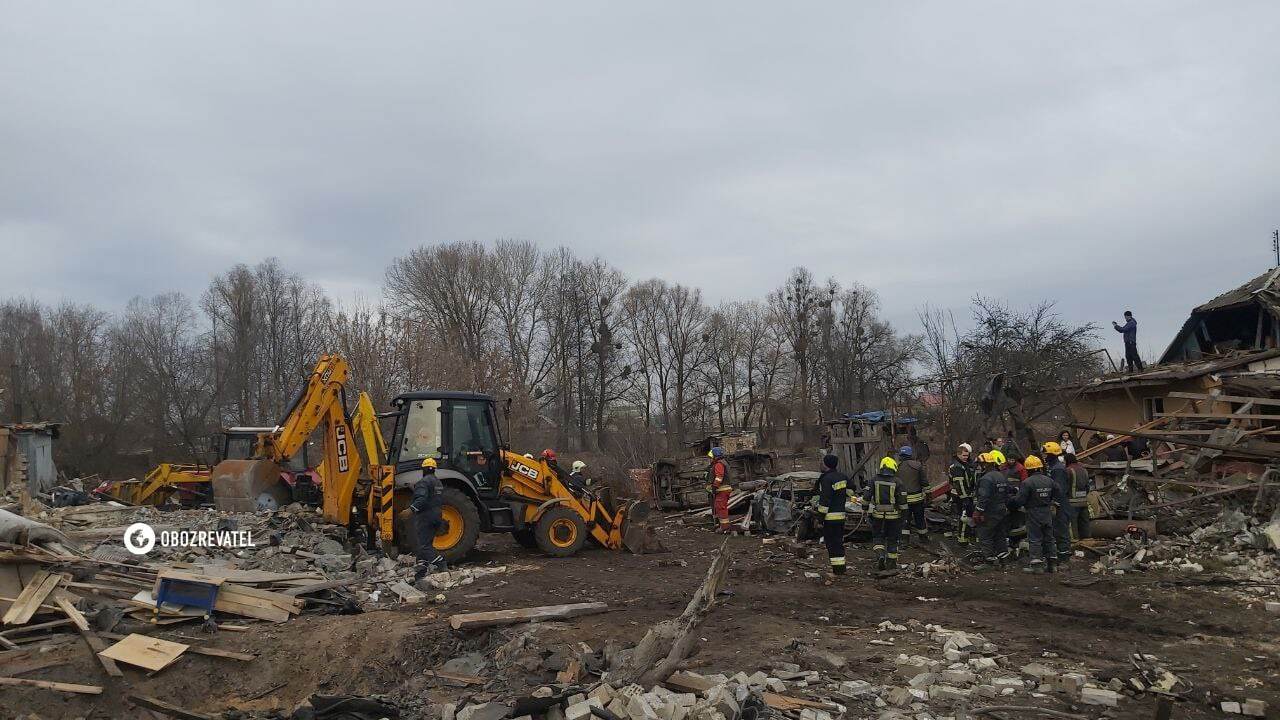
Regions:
[[651, 431, 778, 509], [749, 470, 820, 535]]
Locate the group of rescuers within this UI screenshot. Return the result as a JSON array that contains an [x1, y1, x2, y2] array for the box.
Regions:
[[778, 435, 1094, 577], [402, 448, 592, 580]]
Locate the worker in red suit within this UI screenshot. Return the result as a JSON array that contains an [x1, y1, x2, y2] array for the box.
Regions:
[[707, 447, 731, 533]]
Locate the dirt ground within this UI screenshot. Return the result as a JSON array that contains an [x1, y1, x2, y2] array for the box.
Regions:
[[4, 515, 1278, 720]]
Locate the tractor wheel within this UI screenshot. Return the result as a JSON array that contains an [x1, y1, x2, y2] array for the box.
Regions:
[[534, 506, 587, 557], [433, 488, 481, 563], [511, 528, 538, 549]]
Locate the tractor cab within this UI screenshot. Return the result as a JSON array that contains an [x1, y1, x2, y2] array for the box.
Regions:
[[386, 391, 505, 492]]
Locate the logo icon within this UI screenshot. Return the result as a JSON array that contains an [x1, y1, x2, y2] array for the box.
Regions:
[[123, 523, 156, 555]]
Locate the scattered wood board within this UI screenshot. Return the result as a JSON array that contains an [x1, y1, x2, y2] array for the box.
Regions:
[[78, 627, 123, 677], [98, 633, 189, 672], [0, 676, 103, 694], [128, 694, 216, 720], [100, 631, 255, 662], [447, 602, 610, 630], [53, 594, 90, 632], [2, 571, 62, 626]]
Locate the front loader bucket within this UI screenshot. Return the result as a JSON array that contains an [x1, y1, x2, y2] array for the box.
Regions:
[[620, 499, 667, 554], [210, 459, 289, 512]]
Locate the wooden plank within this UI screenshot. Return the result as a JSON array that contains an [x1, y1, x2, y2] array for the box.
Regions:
[[99, 633, 189, 672], [665, 670, 714, 693], [1076, 416, 1170, 460], [1068, 423, 1280, 459], [432, 668, 486, 685], [761, 693, 840, 712], [128, 694, 216, 720], [53, 594, 90, 632], [0, 675, 103, 694], [216, 583, 303, 614], [1167, 391, 1280, 405], [0, 618, 73, 637], [281, 578, 361, 597], [78, 627, 123, 678], [1157, 412, 1280, 420], [447, 602, 610, 630], [213, 593, 291, 623], [2, 571, 62, 626], [100, 631, 256, 662]]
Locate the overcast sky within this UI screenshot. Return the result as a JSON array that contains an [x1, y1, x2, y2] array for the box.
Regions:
[[2, 1, 1276, 363]]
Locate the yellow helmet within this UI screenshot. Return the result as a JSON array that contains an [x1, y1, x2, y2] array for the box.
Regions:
[[988, 449, 1007, 466], [879, 456, 899, 472], [1023, 454, 1043, 470], [1042, 441, 1062, 456], [421, 457, 438, 469]]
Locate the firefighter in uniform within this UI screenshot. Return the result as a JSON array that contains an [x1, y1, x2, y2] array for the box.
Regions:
[[896, 446, 928, 546], [708, 447, 731, 533], [862, 456, 910, 571], [948, 443, 978, 544], [1009, 455, 1067, 573], [409, 457, 446, 578], [1041, 441, 1073, 565], [817, 454, 849, 576], [1064, 452, 1093, 540], [973, 452, 1013, 566]]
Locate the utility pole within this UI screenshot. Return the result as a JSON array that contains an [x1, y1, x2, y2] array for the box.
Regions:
[[1272, 229, 1279, 267]]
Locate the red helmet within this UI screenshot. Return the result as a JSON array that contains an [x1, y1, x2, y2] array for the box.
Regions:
[[541, 448, 558, 462]]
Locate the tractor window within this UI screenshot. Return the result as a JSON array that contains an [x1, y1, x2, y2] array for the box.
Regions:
[[223, 436, 255, 461], [401, 400, 443, 463], [449, 400, 498, 457]]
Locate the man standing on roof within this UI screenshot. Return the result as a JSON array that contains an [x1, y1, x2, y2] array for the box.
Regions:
[[896, 446, 928, 546], [708, 447, 731, 533], [817, 454, 850, 577], [1113, 310, 1143, 372]]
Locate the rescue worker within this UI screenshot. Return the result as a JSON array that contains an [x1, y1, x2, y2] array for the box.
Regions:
[[1009, 455, 1066, 573], [948, 443, 978, 545], [540, 448, 563, 478], [1064, 453, 1093, 540], [973, 452, 1013, 566], [409, 457, 446, 578], [896, 446, 928, 546], [1042, 441, 1073, 565], [567, 460, 590, 494], [999, 450, 1026, 557], [861, 456, 910, 571], [708, 447, 731, 533], [817, 454, 850, 576]]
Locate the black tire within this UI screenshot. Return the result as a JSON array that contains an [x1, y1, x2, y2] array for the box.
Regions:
[[435, 487, 482, 563], [534, 506, 588, 557], [512, 528, 538, 549]]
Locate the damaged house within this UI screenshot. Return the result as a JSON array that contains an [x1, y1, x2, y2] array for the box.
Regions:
[[1070, 268, 1280, 433]]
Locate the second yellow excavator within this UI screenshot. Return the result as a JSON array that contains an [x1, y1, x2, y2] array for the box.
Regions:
[[209, 354, 658, 562]]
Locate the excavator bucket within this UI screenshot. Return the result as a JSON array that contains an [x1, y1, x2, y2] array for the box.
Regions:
[[210, 459, 290, 512], [619, 499, 667, 554]]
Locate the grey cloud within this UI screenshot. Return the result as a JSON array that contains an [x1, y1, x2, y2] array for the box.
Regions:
[[1, 1, 1277, 365]]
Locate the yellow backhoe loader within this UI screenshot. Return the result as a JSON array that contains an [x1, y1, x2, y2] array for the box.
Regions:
[[209, 354, 658, 562]]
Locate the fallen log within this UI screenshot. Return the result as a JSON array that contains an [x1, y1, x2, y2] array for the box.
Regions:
[[447, 602, 610, 630], [128, 694, 217, 720], [610, 540, 731, 688]]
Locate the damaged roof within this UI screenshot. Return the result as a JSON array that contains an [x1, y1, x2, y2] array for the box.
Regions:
[[1193, 267, 1280, 313], [1075, 348, 1280, 394]]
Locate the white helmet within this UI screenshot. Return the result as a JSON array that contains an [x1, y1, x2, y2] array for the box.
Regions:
[[571, 460, 587, 473]]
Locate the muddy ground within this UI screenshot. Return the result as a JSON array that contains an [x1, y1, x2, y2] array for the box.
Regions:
[[4, 515, 1278, 720]]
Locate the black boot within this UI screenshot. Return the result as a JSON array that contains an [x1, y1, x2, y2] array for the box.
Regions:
[[1046, 559, 1057, 574], [876, 555, 887, 571]]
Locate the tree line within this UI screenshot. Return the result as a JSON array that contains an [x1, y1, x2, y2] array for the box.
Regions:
[[0, 240, 1101, 479]]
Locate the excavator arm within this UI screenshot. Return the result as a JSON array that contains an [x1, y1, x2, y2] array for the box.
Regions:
[[212, 354, 391, 537]]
